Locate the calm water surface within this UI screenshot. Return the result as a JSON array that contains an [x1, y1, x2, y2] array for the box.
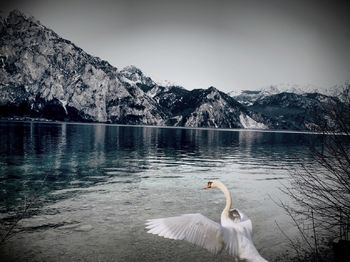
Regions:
[[0, 121, 322, 261]]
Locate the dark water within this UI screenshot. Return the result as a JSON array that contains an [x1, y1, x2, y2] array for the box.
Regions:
[[0, 121, 322, 261]]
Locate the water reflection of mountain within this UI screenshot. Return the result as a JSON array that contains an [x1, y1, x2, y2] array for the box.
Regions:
[[0, 121, 320, 212]]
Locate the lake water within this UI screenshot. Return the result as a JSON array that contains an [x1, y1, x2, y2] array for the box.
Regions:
[[0, 121, 322, 261]]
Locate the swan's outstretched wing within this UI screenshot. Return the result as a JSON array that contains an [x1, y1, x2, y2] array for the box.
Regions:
[[145, 213, 239, 256]]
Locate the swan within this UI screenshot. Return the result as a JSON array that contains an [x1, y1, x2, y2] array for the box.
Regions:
[[145, 180, 268, 262]]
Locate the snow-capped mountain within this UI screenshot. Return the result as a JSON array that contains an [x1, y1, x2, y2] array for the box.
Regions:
[[230, 83, 334, 106], [0, 10, 345, 131]]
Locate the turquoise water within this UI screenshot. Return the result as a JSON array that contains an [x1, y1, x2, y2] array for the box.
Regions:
[[0, 121, 321, 261]]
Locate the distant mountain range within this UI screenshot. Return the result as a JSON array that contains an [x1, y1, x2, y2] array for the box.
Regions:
[[229, 84, 343, 106], [0, 10, 345, 131]]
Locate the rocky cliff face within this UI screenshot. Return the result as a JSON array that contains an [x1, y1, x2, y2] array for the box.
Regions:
[[0, 10, 165, 125]]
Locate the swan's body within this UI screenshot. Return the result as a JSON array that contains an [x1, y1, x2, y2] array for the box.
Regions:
[[145, 180, 267, 262]]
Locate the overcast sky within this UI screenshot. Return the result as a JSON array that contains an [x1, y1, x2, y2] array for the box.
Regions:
[[1, 0, 350, 92]]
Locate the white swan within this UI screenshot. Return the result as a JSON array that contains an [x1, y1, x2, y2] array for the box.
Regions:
[[145, 180, 268, 262]]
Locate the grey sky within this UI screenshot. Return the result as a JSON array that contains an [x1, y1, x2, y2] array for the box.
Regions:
[[1, 0, 350, 92]]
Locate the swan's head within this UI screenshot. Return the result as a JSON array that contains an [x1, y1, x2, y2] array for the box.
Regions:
[[204, 180, 218, 189]]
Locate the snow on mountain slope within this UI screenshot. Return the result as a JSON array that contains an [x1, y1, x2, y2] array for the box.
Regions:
[[239, 113, 267, 129]]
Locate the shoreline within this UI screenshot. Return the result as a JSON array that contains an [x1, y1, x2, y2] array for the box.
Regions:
[[0, 117, 326, 135]]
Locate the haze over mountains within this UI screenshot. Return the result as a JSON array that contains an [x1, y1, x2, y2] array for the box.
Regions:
[[0, 10, 345, 131]]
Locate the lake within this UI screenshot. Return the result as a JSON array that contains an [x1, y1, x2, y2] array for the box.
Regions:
[[0, 121, 322, 261]]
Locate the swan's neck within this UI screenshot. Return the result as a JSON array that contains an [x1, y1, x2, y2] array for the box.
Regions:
[[216, 181, 232, 216]]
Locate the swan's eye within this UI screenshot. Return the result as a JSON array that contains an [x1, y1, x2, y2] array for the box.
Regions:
[[207, 182, 212, 188]]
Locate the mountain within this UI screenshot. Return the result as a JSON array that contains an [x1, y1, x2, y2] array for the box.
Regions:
[[230, 83, 331, 106], [0, 10, 165, 125], [153, 86, 268, 128], [0, 10, 344, 131], [119, 65, 156, 90], [0, 10, 266, 129], [134, 77, 269, 128], [230, 86, 280, 106], [249, 92, 341, 131]]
